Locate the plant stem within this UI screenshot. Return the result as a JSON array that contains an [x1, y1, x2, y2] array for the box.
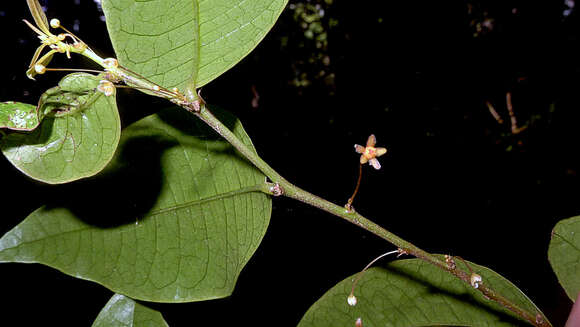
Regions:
[[345, 164, 362, 210], [57, 45, 548, 326], [193, 105, 550, 327]]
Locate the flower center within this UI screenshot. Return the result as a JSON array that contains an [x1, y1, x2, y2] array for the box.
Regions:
[[363, 147, 376, 159]]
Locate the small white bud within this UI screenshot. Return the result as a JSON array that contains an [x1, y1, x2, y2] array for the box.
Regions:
[[34, 64, 46, 74], [470, 273, 482, 289], [50, 18, 61, 28], [152, 85, 160, 91], [347, 294, 357, 306]]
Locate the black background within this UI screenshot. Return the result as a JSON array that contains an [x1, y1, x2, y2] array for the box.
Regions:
[[1, 0, 579, 326]]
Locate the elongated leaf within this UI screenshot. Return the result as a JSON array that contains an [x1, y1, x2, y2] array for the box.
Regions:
[[102, 0, 287, 94], [549, 216, 580, 302], [299, 258, 548, 327], [0, 101, 39, 131], [0, 106, 271, 302], [92, 294, 169, 327], [26, 0, 50, 34], [0, 73, 120, 184]]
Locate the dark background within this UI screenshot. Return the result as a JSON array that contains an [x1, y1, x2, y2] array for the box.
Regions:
[[1, 0, 579, 326]]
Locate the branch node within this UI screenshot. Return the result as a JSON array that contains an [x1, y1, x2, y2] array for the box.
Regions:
[[445, 254, 456, 270], [269, 183, 284, 196], [397, 248, 409, 257], [344, 203, 355, 213], [187, 99, 202, 112]]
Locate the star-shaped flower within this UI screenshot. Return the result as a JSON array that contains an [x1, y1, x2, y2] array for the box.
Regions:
[[354, 134, 387, 170]]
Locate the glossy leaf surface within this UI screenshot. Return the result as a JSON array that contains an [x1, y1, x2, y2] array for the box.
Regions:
[[549, 216, 580, 301], [299, 258, 548, 327], [0, 107, 271, 302], [92, 294, 169, 327], [0, 102, 39, 131], [0, 73, 120, 184], [102, 0, 287, 94]]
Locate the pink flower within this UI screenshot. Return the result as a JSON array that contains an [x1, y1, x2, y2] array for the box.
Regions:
[[354, 134, 387, 170]]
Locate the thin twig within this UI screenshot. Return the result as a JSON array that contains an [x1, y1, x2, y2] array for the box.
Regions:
[[485, 100, 504, 124], [506, 92, 527, 134], [349, 249, 400, 297], [345, 164, 363, 210]]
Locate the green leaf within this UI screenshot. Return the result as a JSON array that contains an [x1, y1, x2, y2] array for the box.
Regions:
[[549, 216, 580, 302], [92, 294, 169, 327], [102, 0, 287, 94], [299, 258, 548, 327], [0, 102, 40, 131], [0, 73, 120, 184], [0, 106, 272, 302]]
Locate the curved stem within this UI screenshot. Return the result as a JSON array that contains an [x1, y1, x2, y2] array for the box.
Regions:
[[192, 105, 550, 327], [350, 249, 400, 297], [78, 48, 187, 102], [56, 45, 549, 326]]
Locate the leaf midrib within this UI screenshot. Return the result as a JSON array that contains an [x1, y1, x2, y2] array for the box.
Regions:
[[0, 183, 265, 257]]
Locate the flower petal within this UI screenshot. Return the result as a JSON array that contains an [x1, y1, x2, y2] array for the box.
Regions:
[[29, 43, 46, 68], [360, 155, 369, 164], [26, 0, 51, 35], [369, 158, 381, 170], [366, 134, 376, 147], [376, 147, 387, 157], [354, 144, 365, 154], [23, 19, 47, 38], [26, 49, 55, 80]]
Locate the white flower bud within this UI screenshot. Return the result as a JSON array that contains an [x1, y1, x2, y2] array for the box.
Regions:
[[50, 18, 60, 28], [470, 273, 482, 289], [34, 64, 46, 74], [347, 294, 357, 306]]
